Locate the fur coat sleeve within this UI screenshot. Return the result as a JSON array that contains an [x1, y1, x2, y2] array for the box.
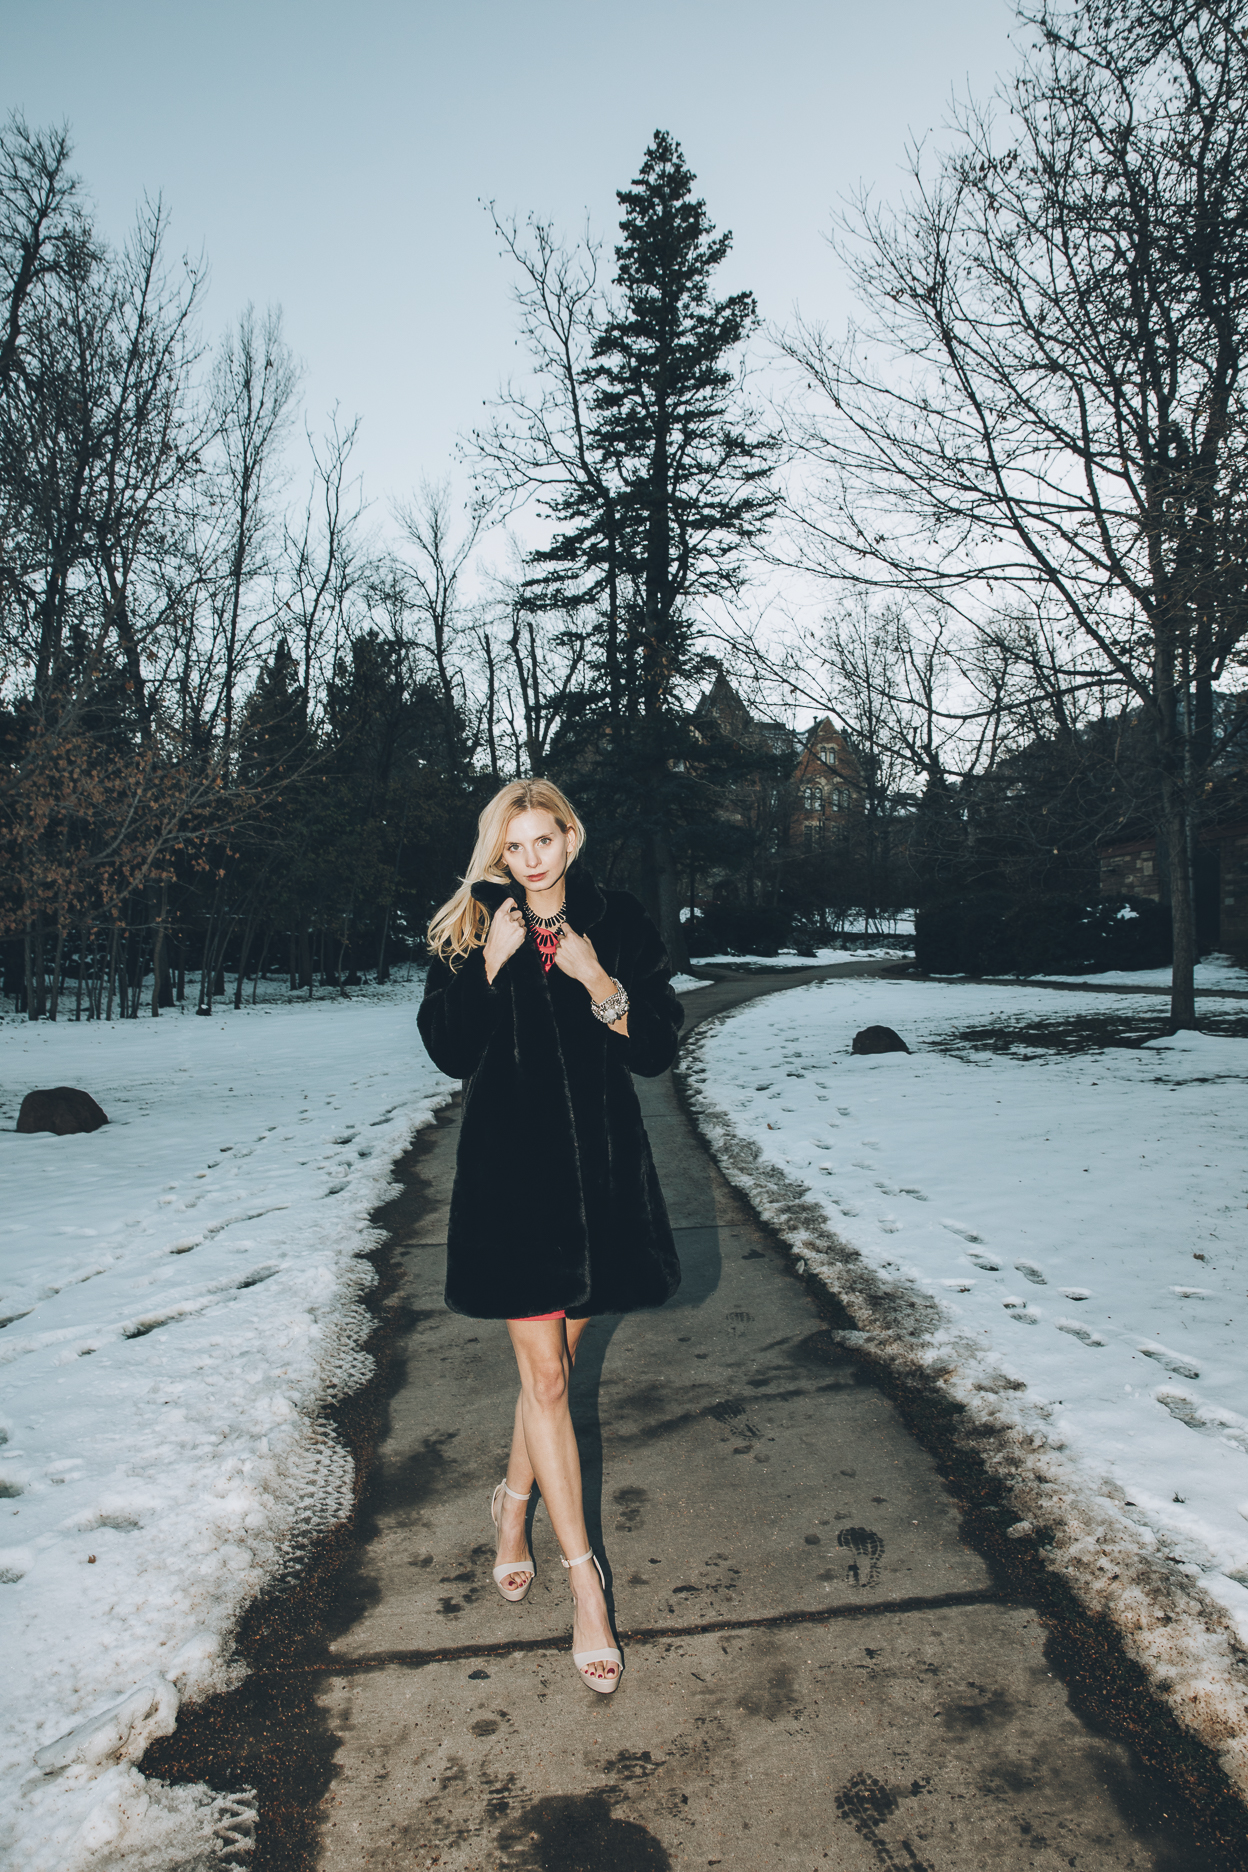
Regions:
[[416, 944, 501, 1081], [602, 890, 683, 1077]]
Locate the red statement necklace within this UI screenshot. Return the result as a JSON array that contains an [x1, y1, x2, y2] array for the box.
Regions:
[[522, 904, 565, 972]]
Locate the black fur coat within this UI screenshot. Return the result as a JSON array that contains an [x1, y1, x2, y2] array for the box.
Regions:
[[416, 865, 684, 1320]]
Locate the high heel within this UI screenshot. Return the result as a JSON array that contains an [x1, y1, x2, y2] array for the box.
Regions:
[[490, 1479, 535, 1602], [560, 1548, 623, 1693]]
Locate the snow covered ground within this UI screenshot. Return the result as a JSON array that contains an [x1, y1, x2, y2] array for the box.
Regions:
[[691, 944, 911, 968], [680, 976, 1248, 1798], [1035, 953, 1248, 992], [0, 984, 455, 1870]]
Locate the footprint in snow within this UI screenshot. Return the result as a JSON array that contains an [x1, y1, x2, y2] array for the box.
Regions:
[[877, 1218, 901, 1234], [1014, 1261, 1047, 1286], [1057, 1319, 1106, 1346], [1003, 1299, 1040, 1324], [1139, 1344, 1200, 1381], [1156, 1393, 1248, 1452], [900, 1187, 929, 1202], [1060, 1287, 1091, 1301], [944, 1224, 988, 1246]]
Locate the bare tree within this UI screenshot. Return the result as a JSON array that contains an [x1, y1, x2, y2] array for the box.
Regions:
[[0, 114, 85, 395], [207, 305, 299, 759], [282, 408, 366, 706], [782, 0, 1248, 1026], [394, 478, 483, 774]]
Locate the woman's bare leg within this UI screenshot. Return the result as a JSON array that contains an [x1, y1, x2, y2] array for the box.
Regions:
[[496, 1318, 615, 1681], [496, 1319, 589, 1578], [500, 1319, 589, 1492]]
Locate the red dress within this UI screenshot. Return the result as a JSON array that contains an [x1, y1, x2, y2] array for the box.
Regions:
[[511, 923, 566, 1322]]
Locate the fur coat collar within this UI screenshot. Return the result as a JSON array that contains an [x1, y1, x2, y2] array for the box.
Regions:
[[469, 861, 607, 931]]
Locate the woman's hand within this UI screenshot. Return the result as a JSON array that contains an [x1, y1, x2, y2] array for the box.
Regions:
[[551, 924, 607, 991], [483, 898, 525, 984], [553, 926, 624, 1022]]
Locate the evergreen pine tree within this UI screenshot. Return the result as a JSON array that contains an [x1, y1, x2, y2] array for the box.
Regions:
[[531, 132, 778, 963]]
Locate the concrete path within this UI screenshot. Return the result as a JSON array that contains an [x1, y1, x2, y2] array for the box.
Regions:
[[309, 963, 1198, 1871]]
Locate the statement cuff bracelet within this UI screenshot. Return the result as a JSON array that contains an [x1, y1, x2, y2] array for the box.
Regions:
[[591, 977, 630, 1025]]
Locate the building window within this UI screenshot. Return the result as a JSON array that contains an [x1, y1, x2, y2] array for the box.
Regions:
[[818, 743, 836, 768], [802, 785, 824, 813]]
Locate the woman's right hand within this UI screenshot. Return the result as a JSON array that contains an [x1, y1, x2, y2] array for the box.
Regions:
[[483, 897, 525, 984]]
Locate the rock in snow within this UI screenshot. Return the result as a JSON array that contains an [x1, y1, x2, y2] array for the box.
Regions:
[[15, 1087, 109, 1135], [851, 1024, 910, 1055]]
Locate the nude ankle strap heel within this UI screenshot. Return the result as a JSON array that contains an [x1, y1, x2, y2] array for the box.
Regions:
[[560, 1548, 623, 1693], [490, 1480, 535, 1601]]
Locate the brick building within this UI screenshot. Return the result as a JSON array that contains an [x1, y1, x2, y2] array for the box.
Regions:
[[790, 717, 862, 851], [690, 672, 864, 900], [1098, 820, 1248, 956]]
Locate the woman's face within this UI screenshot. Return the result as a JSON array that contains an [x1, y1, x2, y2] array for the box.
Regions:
[[501, 808, 576, 891]]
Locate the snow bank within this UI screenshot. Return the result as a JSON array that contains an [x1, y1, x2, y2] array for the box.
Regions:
[[680, 976, 1248, 1797], [0, 985, 455, 1869]]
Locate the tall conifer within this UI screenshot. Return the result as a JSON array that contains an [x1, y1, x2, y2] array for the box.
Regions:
[[531, 132, 777, 961]]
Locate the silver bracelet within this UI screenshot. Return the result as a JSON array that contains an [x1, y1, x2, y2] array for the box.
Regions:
[[591, 977, 630, 1025]]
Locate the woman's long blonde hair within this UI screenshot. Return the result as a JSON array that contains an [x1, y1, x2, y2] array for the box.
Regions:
[[427, 779, 587, 967]]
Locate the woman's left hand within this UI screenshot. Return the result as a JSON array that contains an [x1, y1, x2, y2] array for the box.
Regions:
[[550, 922, 604, 989], [552, 924, 627, 1031]]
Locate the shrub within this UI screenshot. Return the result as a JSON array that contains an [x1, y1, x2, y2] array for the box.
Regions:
[[915, 893, 1171, 976], [685, 904, 793, 957], [914, 893, 1015, 974]]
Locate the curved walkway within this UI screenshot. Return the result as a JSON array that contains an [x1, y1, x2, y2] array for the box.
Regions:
[[307, 962, 1205, 1870]]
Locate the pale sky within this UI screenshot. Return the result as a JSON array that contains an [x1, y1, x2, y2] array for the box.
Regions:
[[8, 0, 1019, 534]]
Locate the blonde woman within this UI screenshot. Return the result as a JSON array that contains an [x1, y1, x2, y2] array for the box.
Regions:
[[417, 780, 683, 1695]]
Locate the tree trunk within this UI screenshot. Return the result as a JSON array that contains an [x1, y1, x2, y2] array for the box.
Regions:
[[126, 899, 144, 1018], [33, 912, 47, 1018], [647, 825, 689, 973], [234, 912, 258, 1009], [23, 922, 35, 1020], [1163, 788, 1198, 1031], [105, 923, 120, 1021], [376, 906, 393, 984], [252, 926, 273, 1004], [150, 885, 168, 1016], [48, 916, 67, 1020], [198, 912, 215, 1015]]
